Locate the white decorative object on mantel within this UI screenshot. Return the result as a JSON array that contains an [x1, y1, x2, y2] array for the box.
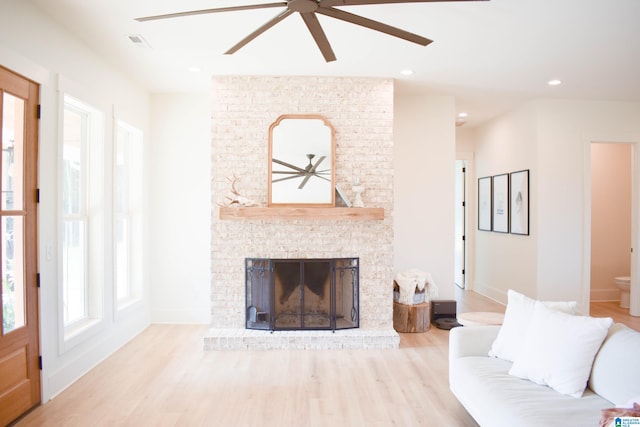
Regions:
[[352, 177, 365, 208]]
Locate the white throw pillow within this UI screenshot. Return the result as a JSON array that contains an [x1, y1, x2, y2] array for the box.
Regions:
[[488, 289, 577, 361], [508, 301, 613, 397]]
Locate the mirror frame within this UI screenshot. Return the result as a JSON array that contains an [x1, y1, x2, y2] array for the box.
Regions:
[[268, 114, 335, 207]]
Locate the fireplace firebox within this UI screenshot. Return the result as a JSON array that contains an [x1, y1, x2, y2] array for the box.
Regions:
[[245, 258, 359, 331]]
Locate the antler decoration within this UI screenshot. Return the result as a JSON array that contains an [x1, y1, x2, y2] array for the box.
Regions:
[[218, 175, 257, 207], [229, 175, 240, 197]]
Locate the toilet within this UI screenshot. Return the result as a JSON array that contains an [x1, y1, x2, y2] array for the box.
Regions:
[[615, 276, 631, 309]]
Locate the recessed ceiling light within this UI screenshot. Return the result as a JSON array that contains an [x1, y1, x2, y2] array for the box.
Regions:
[[400, 69, 414, 76], [188, 66, 201, 73], [458, 112, 469, 118], [548, 79, 562, 86]]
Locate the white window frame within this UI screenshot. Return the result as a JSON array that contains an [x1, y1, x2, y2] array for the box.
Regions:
[[60, 93, 105, 346], [114, 119, 143, 311]]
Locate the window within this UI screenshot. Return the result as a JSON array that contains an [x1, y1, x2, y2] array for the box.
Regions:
[[62, 95, 104, 336], [114, 120, 143, 309]]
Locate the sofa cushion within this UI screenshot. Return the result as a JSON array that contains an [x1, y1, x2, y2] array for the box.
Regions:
[[508, 302, 613, 397], [489, 289, 577, 362], [450, 356, 612, 427], [589, 323, 640, 405]]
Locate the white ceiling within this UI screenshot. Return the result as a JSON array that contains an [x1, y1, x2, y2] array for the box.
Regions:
[[29, 0, 640, 127]]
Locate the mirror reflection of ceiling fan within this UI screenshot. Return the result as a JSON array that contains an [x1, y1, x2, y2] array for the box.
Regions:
[[136, 0, 488, 62], [272, 154, 330, 189]]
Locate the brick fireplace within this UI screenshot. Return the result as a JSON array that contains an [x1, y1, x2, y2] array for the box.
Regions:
[[207, 76, 398, 350]]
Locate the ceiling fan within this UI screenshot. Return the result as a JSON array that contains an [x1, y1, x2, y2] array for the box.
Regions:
[[136, 0, 487, 62], [272, 154, 330, 189]]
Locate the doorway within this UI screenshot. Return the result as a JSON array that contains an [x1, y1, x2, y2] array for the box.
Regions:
[[0, 65, 40, 425], [584, 139, 640, 317], [455, 160, 466, 289], [590, 143, 632, 304]]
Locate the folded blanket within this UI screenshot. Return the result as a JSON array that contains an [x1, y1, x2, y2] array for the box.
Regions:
[[394, 268, 439, 305]]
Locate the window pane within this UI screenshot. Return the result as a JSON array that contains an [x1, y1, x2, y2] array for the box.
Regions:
[[2, 93, 25, 210], [63, 220, 86, 325], [115, 128, 129, 214], [115, 125, 129, 302], [63, 108, 84, 216], [2, 216, 25, 333], [115, 217, 129, 301], [115, 120, 142, 308]]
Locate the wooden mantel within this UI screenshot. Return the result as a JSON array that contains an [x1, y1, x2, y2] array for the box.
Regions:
[[219, 206, 384, 220]]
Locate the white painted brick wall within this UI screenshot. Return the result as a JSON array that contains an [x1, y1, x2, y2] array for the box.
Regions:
[[211, 76, 394, 331]]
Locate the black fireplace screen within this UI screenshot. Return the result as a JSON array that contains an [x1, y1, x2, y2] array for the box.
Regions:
[[245, 258, 359, 331]]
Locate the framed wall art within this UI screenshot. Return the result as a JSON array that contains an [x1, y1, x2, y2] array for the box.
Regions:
[[510, 169, 529, 235], [478, 176, 492, 231], [492, 173, 509, 233]]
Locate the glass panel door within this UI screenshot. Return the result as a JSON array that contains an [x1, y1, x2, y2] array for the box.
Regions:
[[1, 92, 26, 334], [0, 65, 40, 426]]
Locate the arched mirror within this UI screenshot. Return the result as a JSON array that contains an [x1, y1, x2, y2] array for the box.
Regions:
[[268, 114, 335, 207]]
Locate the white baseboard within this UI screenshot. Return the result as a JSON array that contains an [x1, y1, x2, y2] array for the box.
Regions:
[[471, 281, 508, 305], [590, 288, 621, 302]]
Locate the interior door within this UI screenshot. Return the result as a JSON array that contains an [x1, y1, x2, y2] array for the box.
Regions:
[[454, 160, 466, 289], [0, 65, 40, 425]]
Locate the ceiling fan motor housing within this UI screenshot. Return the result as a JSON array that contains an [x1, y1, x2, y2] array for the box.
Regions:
[[289, 0, 319, 13]]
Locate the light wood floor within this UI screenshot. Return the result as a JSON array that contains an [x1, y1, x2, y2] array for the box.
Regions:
[[15, 290, 639, 427], [589, 300, 640, 331]]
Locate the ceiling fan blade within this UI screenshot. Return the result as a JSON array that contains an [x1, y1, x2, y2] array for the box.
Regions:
[[272, 158, 307, 173], [310, 156, 327, 171], [298, 174, 313, 189], [298, 155, 327, 189], [273, 174, 308, 183], [299, 13, 337, 62], [136, 2, 287, 22], [317, 6, 432, 46], [226, 9, 295, 55], [319, 0, 485, 7], [297, 172, 331, 188]]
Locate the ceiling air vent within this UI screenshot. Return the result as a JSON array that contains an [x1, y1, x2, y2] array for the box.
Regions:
[[128, 34, 151, 49]]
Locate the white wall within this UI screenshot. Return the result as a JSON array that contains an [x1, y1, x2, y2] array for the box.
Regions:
[[0, 0, 150, 401], [393, 94, 457, 300], [149, 93, 211, 324], [456, 127, 476, 153], [473, 98, 640, 313], [535, 100, 640, 311], [473, 102, 539, 302]]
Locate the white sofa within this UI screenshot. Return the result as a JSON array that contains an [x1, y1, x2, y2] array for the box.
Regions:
[[449, 323, 640, 427]]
